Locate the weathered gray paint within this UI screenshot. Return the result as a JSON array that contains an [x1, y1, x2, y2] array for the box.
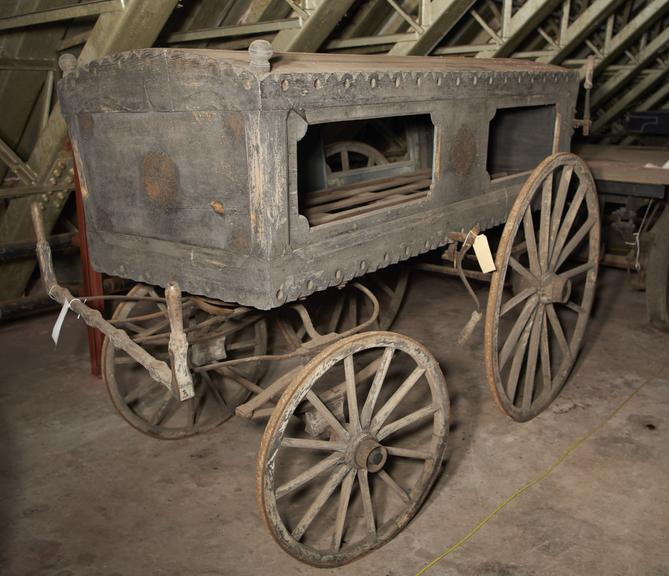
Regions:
[[59, 47, 578, 309]]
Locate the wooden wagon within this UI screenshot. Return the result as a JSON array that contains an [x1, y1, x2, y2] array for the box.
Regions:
[[31, 41, 600, 566]]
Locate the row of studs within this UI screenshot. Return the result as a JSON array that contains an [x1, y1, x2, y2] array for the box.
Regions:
[[276, 211, 508, 304], [268, 70, 574, 93]]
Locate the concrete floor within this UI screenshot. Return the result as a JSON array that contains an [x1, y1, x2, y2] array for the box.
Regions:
[[1, 268, 668, 576]]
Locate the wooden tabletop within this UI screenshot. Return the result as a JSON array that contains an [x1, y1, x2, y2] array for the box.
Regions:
[[576, 144, 669, 186]]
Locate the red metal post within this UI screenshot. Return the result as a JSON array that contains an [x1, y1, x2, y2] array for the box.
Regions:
[[71, 150, 105, 377]]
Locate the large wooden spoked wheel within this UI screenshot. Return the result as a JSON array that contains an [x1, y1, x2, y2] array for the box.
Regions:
[[485, 153, 600, 422], [257, 331, 449, 567], [102, 284, 268, 439]]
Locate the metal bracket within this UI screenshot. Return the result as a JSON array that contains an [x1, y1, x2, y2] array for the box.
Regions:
[[573, 55, 594, 136]]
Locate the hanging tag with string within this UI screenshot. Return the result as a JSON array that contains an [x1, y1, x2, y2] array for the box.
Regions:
[[51, 296, 85, 346]]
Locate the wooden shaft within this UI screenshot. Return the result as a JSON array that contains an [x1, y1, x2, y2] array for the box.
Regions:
[[165, 282, 195, 401], [30, 202, 177, 394]]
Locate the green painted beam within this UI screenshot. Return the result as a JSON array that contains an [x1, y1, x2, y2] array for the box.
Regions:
[[0, 0, 179, 299], [490, 0, 563, 58], [388, 0, 476, 55], [538, 0, 624, 64], [593, 0, 669, 73], [0, 0, 124, 32], [591, 26, 669, 108], [592, 66, 669, 134], [272, 0, 357, 52]]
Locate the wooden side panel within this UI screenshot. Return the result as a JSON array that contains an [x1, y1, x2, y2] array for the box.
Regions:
[[72, 110, 251, 254]]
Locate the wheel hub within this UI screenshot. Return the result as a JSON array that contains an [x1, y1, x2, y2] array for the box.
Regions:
[[540, 273, 571, 304], [351, 434, 388, 473]]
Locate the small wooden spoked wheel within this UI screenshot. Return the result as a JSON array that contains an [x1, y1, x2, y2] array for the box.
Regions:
[[257, 331, 448, 566], [325, 141, 389, 173], [485, 153, 600, 422], [291, 264, 409, 341], [102, 284, 267, 439], [365, 264, 410, 330]]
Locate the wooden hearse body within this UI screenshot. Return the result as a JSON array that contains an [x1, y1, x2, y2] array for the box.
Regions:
[[58, 46, 579, 309], [30, 44, 603, 566]]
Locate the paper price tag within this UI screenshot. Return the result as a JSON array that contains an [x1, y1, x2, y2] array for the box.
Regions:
[[473, 234, 496, 273], [51, 299, 72, 346], [51, 297, 83, 346]]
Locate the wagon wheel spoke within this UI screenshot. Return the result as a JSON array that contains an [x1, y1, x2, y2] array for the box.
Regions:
[[340, 150, 349, 171], [370, 274, 396, 299], [276, 453, 344, 500], [545, 303, 571, 360], [370, 367, 425, 434], [306, 391, 349, 440], [549, 183, 586, 270], [360, 347, 394, 428], [291, 465, 349, 542], [134, 317, 170, 339], [539, 307, 552, 392], [347, 295, 358, 331], [377, 404, 438, 442], [521, 305, 544, 412], [365, 265, 410, 330], [538, 174, 553, 272], [563, 300, 585, 315], [226, 339, 256, 352], [505, 307, 537, 403], [548, 165, 573, 262], [332, 468, 356, 551], [358, 469, 376, 539], [150, 394, 180, 426], [378, 469, 411, 504], [122, 376, 156, 405], [509, 256, 537, 283], [299, 265, 408, 339], [327, 295, 346, 333], [187, 394, 200, 428], [201, 371, 233, 418], [325, 140, 389, 176], [281, 438, 347, 451], [523, 209, 541, 275], [499, 295, 539, 370], [259, 333, 448, 565], [344, 355, 360, 432], [147, 287, 166, 312], [384, 446, 433, 459], [122, 322, 151, 334], [485, 154, 600, 421], [554, 216, 597, 271], [559, 261, 597, 280], [500, 286, 537, 318]]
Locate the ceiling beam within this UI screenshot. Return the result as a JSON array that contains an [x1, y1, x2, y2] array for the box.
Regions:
[[489, 0, 563, 58], [635, 76, 669, 111], [592, 65, 669, 134], [593, 0, 669, 74], [538, 0, 624, 64], [591, 25, 669, 108], [0, 0, 125, 32], [388, 0, 476, 55], [0, 0, 179, 299], [272, 0, 357, 52]]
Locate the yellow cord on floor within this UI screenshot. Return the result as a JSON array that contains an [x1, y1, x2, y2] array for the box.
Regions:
[[415, 362, 667, 576]]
